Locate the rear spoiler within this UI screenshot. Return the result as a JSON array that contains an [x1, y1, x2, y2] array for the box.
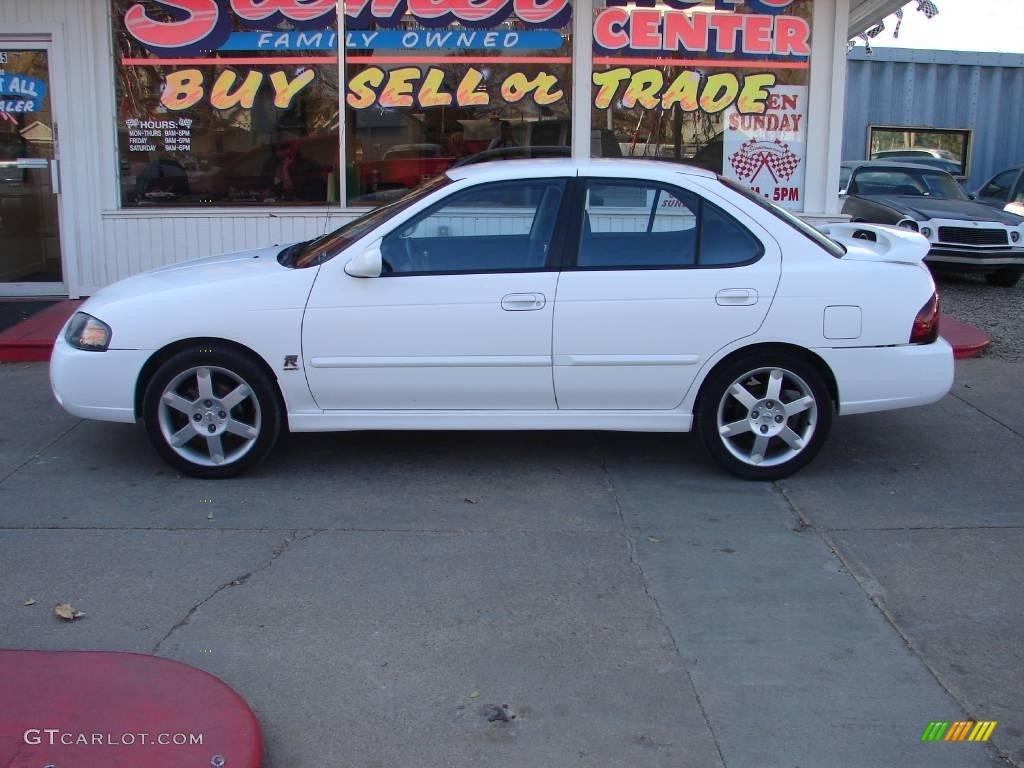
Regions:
[[818, 223, 930, 265]]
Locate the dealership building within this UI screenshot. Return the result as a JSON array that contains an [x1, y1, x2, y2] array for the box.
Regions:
[[0, 0, 902, 298]]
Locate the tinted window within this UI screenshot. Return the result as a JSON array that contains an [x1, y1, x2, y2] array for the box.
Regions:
[[851, 168, 965, 200], [576, 181, 762, 269], [580, 183, 698, 267], [700, 203, 763, 266], [720, 176, 845, 259], [979, 170, 1019, 202], [380, 179, 565, 275]]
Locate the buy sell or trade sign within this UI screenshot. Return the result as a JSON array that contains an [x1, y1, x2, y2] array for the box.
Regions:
[[122, 0, 809, 115]]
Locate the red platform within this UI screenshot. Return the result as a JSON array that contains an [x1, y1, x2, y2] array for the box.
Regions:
[[0, 299, 82, 363], [939, 314, 990, 359], [0, 650, 262, 768]]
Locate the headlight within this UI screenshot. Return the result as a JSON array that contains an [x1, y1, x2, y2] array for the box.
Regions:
[[65, 312, 112, 352], [921, 226, 933, 238], [897, 219, 919, 232]]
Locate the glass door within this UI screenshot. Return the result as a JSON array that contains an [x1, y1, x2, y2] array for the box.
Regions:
[[0, 42, 64, 294]]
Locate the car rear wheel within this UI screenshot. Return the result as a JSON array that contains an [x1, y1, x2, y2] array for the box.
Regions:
[[697, 351, 833, 481], [985, 267, 1023, 288], [143, 347, 282, 479]]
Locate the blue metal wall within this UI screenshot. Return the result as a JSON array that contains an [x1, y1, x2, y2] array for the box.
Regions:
[[843, 48, 1024, 192]]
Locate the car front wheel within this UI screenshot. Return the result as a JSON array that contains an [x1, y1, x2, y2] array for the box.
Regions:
[[697, 352, 833, 481], [142, 347, 282, 479]]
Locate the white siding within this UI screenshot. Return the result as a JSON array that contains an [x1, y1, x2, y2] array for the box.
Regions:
[[98, 211, 357, 285]]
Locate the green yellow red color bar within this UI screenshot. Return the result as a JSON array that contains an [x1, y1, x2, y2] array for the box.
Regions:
[[921, 721, 997, 742]]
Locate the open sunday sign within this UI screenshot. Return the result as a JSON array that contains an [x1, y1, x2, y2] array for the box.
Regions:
[[0, 73, 46, 113]]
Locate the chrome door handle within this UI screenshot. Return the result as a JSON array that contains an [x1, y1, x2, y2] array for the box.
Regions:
[[716, 289, 757, 306], [501, 293, 546, 311]]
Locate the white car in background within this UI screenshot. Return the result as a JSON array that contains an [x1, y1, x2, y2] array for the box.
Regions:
[[50, 160, 953, 480]]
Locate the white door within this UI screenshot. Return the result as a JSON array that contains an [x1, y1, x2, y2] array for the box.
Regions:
[[0, 39, 66, 295], [303, 178, 568, 410], [553, 179, 781, 410]]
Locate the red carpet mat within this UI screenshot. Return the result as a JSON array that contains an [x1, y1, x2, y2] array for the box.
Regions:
[[0, 299, 82, 362], [0, 650, 261, 768]]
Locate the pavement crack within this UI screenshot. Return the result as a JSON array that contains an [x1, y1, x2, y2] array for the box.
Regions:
[[775, 483, 1020, 768], [151, 529, 321, 655], [772, 481, 814, 532], [0, 420, 82, 486], [950, 391, 1024, 440], [598, 445, 729, 768]]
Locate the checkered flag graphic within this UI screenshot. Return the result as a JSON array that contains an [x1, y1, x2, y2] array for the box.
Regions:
[[893, 8, 904, 38], [768, 139, 801, 182], [917, 0, 939, 19], [729, 139, 802, 183], [729, 140, 762, 179]]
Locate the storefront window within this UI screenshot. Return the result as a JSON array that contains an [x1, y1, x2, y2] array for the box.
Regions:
[[343, 0, 574, 205], [591, 0, 813, 211], [112, 1, 340, 207]]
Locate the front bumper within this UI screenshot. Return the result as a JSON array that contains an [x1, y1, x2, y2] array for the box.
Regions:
[[814, 338, 954, 416], [50, 336, 151, 423], [926, 246, 1024, 268]]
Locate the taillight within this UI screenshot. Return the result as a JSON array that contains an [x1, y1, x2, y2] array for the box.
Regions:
[[910, 291, 940, 344]]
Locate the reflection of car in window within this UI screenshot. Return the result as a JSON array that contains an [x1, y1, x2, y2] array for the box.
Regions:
[[840, 160, 1024, 287], [870, 149, 962, 176]]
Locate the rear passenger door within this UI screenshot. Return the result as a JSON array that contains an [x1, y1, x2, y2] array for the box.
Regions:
[[552, 178, 781, 410]]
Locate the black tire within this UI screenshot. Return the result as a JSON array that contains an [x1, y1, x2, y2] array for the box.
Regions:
[[142, 346, 282, 479], [985, 267, 1023, 288], [697, 350, 834, 481]]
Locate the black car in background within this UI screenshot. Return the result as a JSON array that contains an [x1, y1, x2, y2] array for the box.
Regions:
[[839, 161, 1024, 287]]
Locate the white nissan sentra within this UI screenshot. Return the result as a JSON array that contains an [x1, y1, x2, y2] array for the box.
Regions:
[[50, 160, 953, 480]]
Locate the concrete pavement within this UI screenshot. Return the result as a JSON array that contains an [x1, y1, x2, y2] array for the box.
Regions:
[[0, 358, 1019, 767]]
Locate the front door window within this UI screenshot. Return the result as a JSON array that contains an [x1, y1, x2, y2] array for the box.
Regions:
[[0, 46, 62, 288]]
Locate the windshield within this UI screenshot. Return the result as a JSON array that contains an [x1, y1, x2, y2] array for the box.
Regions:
[[281, 175, 452, 268], [719, 177, 846, 259], [850, 168, 967, 200]]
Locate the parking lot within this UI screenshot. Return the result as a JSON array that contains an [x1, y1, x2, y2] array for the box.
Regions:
[[1, 349, 1021, 767]]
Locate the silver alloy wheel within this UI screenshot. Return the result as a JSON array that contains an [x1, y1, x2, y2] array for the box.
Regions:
[[157, 366, 262, 467], [716, 366, 818, 468]]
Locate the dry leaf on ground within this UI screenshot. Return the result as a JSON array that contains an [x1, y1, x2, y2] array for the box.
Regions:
[[23, 598, 36, 607], [54, 602, 85, 621]]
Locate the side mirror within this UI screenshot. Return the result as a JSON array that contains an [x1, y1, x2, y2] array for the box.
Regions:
[[344, 241, 383, 278]]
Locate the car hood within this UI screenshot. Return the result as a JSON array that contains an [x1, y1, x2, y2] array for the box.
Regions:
[[867, 195, 1024, 224], [87, 244, 294, 305], [74, 243, 319, 350]]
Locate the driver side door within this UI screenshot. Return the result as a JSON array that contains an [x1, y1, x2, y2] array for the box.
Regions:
[[302, 178, 569, 410]]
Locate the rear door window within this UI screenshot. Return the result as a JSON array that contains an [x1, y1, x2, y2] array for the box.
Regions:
[[575, 180, 762, 269]]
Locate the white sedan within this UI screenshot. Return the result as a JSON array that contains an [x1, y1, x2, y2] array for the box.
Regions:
[[50, 160, 953, 480]]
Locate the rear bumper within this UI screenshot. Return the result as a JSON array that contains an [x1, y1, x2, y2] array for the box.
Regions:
[[50, 337, 149, 423], [814, 339, 954, 416]]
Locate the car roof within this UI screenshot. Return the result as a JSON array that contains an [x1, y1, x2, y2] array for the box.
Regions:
[[445, 158, 718, 182], [840, 159, 956, 174]]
